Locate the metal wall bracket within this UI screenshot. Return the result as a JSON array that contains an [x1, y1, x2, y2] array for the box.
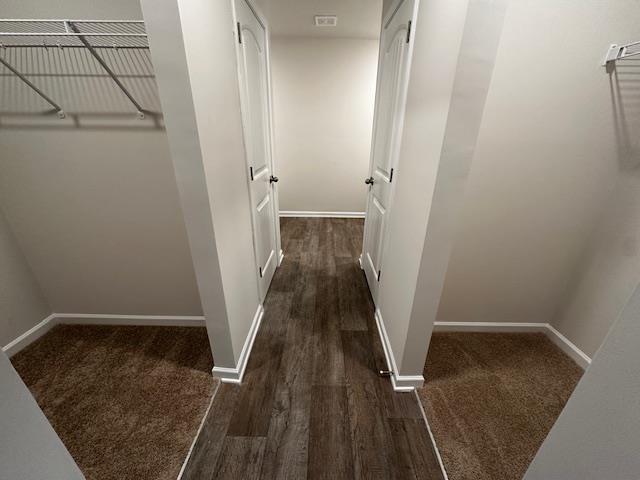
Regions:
[[603, 41, 640, 68], [0, 56, 65, 118]]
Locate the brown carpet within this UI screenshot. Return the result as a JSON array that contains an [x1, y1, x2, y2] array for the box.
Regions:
[[417, 332, 583, 480], [11, 325, 217, 480]]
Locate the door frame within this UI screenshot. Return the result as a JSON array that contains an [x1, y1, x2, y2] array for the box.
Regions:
[[361, 0, 420, 304], [231, 0, 283, 300]]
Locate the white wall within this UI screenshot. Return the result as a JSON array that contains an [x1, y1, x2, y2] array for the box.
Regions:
[[375, 0, 505, 385], [271, 37, 379, 213], [437, 0, 640, 356], [142, 0, 262, 370], [0, 352, 85, 480], [524, 279, 640, 480], [0, 0, 202, 318], [0, 210, 50, 347], [552, 53, 640, 357]]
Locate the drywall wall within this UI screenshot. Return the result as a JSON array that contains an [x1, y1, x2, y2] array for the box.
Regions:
[[0, 210, 50, 347], [376, 0, 469, 384], [0, 0, 202, 317], [142, 0, 262, 371], [177, 0, 262, 361], [376, 0, 505, 384], [437, 0, 640, 356], [0, 351, 85, 480], [270, 37, 379, 214], [524, 280, 640, 480], [399, 0, 506, 377], [551, 56, 640, 357]]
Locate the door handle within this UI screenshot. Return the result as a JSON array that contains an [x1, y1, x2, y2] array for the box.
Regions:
[[365, 177, 374, 185], [270, 175, 279, 184]]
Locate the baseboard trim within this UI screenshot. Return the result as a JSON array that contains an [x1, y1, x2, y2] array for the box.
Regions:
[[278, 249, 284, 266], [279, 210, 366, 219], [414, 389, 450, 480], [374, 308, 425, 392], [2, 313, 206, 357], [56, 313, 206, 327], [433, 321, 592, 369], [2, 314, 57, 357], [212, 304, 264, 384]]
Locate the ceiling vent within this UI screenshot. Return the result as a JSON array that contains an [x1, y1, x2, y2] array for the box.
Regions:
[[314, 15, 338, 27]]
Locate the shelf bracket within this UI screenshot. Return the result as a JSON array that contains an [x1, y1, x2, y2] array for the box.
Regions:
[[0, 56, 66, 118], [603, 41, 640, 69], [66, 21, 145, 119]]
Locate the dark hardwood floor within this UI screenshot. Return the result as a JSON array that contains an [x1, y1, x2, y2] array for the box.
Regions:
[[182, 217, 444, 480]]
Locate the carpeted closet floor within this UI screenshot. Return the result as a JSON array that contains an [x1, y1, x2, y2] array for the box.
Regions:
[[11, 324, 217, 480], [417, 332, 584, 480]]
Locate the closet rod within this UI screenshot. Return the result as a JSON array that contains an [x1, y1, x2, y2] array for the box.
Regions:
[[0, 56, 65, 118], [66, 20, 145, 119]]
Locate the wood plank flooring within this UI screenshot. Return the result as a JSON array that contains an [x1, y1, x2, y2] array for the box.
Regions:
[[182, 217, 444, 480]]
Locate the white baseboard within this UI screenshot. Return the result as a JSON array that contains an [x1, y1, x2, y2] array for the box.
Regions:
[[2, 314, 57, 357], [433, 321, 591, 370], [212, 304, 264, 384], [279, 210, 365, 219], [2, 313, 206, 357], [56, 313, 205, 327], [374, 309, 425, 391]]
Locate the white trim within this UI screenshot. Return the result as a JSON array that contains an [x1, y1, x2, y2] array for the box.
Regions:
[[278, 249, 284, 266], [374, 308, 425, 391], [55, 313, 205, 327], [433, 321, 592, 370], [2, 313, 206, 357], [212, 303, 264, 384], [279, 211, 366, 219], [414, 389, 449, 480], [176, 380, 222, 480], [2, 314, 57, 357], [433, 321, 547, 333], [545, 323, 592, 370]]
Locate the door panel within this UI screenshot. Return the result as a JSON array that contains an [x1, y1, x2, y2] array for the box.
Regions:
[[362, 0, 417, 301], [235, 0, 278, 301]]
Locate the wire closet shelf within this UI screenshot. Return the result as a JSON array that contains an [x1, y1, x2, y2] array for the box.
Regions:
[[0, 19, 152, 119]]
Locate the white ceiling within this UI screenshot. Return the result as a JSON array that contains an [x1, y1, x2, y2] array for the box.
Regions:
[[253, 0, 383, 39]]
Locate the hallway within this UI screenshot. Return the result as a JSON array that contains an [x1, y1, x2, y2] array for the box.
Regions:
[[182, 217, 444, 479]]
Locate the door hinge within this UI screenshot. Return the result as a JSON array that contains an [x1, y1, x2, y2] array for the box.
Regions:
[[259, 266, 263, 277], [406, 20, 412, 43], [389, 168, 394, 183], [249, 166, 254, 181], [237, 22, 242, 44], [377, 270, 381, 281]]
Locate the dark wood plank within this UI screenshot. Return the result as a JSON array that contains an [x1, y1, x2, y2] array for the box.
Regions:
[[342, 330, 378, 385], [337, 257, 370, 331], [347, 381, 393, 479], [388, 418, 444, 480], [226, 331, 284, 436], [312, 274, 345, 386], [180, 384, 239, 480], [213, 436, 267, 480], [259, 381, 310, 479], [308, 385, 355, 480]]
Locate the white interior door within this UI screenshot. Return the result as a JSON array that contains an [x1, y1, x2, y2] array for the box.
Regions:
[[234, 0, 279, 301], [362, 0, 417, 302]]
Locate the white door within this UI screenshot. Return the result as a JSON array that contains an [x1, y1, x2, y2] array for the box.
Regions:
[[362, 0, 417, 301], [234, 0, 279, 301]]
